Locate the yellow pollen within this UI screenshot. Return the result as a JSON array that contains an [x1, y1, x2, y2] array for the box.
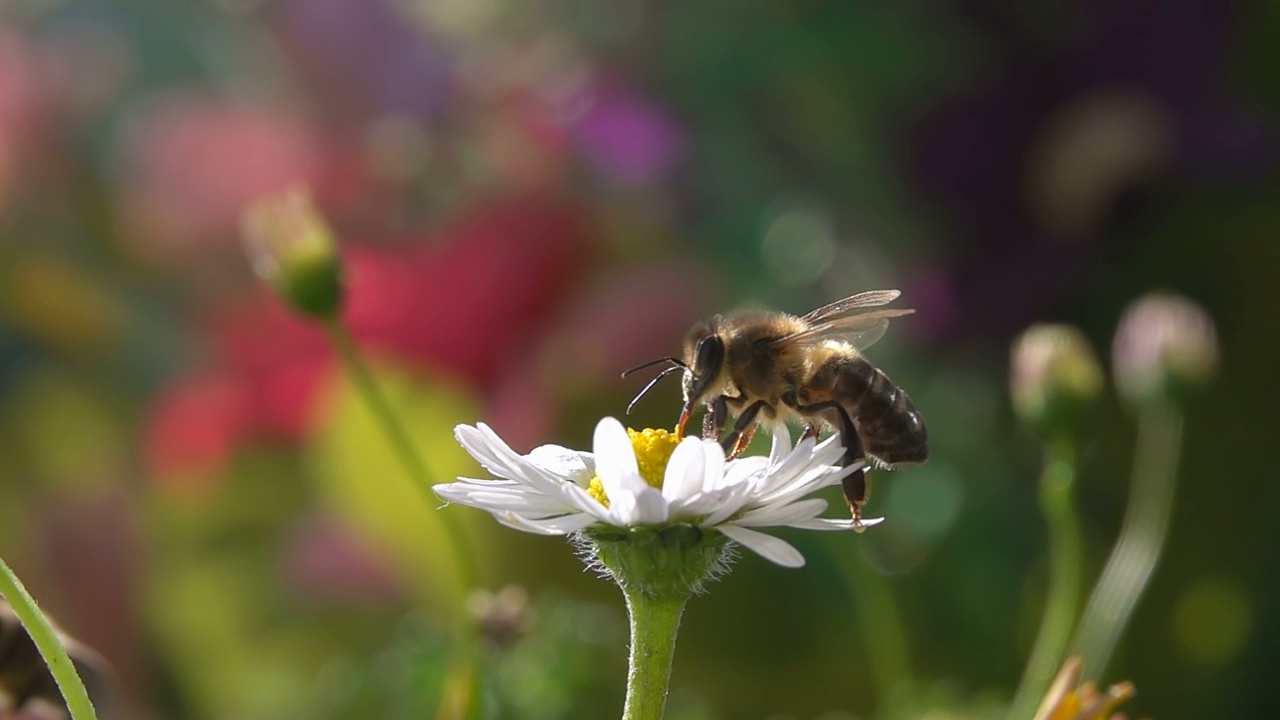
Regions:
[[586, 427, 681, 508]]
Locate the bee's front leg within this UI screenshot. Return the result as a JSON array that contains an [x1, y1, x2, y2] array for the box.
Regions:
[[719, 399, 768, 459], [703, 394, 729, 440]]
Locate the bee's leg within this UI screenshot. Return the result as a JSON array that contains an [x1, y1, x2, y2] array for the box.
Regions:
[[788, 399, 870, 530], [800, 423, 820, 442], [719, 400, 769, 458], [701, 405, 718, 440], [702, 395, 729, 440], [731, 424, 759, 457]]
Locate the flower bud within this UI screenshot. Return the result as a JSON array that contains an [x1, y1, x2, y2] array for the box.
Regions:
[[1011, 324, 1104, 440], [1112, 292, 1218, 407], [466, 585, 532, 650], [241, 187, 344, 319]]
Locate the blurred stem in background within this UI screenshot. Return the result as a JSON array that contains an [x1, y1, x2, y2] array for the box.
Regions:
[[244, 189, 483, 717], [243, 188, 477, 597], [326, 320, 477, 594], [838, 553, 913, 702], [1008, 439, 1083, 719], [0, 557, 98, 720], [326, 324, 484, 719], [1071, 402, 1183, 676], [1070, 292, 1219, 677], [1008, 324, 1102, 720]]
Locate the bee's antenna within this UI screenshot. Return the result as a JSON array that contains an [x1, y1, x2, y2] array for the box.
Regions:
[[620, 356, 686, 378], [625, 365, 684, 415]]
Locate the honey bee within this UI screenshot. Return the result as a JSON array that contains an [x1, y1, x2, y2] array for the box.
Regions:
[[0, 598, 111, 717], [624, 290, 927, 526]]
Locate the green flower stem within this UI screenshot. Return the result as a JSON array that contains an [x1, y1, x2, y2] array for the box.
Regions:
[[0, 556, 97, 720], [621, 587, 689, 720], [1072, 403, 1184, 676], [326, 321, 476, 595], [1009, 440, 1083, 720]]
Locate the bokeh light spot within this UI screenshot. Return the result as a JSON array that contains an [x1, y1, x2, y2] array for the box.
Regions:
[[760, 205, 837, 286], [1171, 577, 1252, 667], [882, 462, 963, 540]]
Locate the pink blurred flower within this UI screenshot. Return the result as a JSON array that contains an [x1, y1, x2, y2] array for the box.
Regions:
[[0, 26, 47, 211], [118, 92, 322, 263], [281, 514, 404, 605]]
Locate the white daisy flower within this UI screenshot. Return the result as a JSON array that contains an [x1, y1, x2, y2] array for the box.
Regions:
[[435, 416, 881, 568]]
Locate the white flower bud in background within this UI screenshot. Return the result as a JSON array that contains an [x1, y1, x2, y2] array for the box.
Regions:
[[1112, 292, 1218, 408], [1011, 324, 1104, 441]]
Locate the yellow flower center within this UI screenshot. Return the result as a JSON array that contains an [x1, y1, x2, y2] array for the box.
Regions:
[[586, 428, 680, 508]]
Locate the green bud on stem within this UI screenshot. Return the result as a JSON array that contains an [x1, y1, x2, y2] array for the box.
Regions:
[[241, 187, 344, 319]]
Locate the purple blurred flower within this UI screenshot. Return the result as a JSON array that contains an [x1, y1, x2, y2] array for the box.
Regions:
[[272, 0, 453, 122], [570, 77, 683, 186]]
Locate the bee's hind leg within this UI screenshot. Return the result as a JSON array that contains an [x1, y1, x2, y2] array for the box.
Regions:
[[787, 398, 870, 531]]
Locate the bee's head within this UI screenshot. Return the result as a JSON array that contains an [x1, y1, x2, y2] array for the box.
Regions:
[[677, 318, 726, 437]]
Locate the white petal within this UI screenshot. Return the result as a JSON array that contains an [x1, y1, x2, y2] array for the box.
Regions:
[[719, 525, 806, 568], [759, 462, 864, 508], [610, 485, 669, 526], [560, 483, 617, 523], [662, 437, 707, 503], [526, 444, 595, 483], [593, 418, 642, 490], [699, 440, 727, 491], [769, 424, 792, 464], [434, 482, 563, 514], [493, 511, 598, 535], [734, 497, 828, 527], [757, 435, 819, 495], [455, 425, 566, 493], [699, 482, 755, 526], [720, 456, 768, 491], [456, 427, 602, 522], [789, 516, 884, 531]]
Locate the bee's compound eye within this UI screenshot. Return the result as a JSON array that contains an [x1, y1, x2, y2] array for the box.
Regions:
[[694, 335, 724, 374]]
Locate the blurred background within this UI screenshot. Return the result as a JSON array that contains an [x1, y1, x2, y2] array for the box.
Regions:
[[0, 0, 1275, 718]]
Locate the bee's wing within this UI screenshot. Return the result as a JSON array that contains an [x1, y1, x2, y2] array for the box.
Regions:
[[799, 289, 901, 324], [773, 309, 913, 351]]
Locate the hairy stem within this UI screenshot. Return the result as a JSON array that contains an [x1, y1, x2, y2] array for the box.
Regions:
[[0, 557, 97, 720], [621, 588, 688, 720]]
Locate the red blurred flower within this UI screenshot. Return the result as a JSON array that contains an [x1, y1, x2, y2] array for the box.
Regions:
[[145, 196, 592, 484], [345, 196, 590, 386], [145, 371, 251, 487]]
